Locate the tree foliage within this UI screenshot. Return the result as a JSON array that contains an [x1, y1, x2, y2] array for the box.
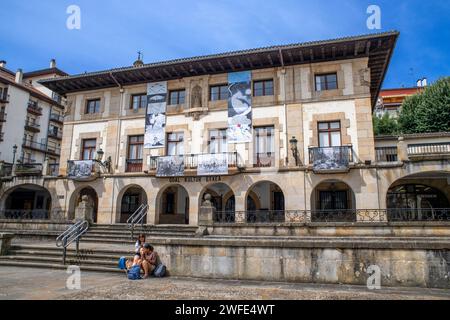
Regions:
[[398, 77, 450, 134], [373, 113, 399, 136]]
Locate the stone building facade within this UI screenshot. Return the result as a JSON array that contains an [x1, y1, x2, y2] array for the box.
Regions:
[[1, 31, 449, 227]]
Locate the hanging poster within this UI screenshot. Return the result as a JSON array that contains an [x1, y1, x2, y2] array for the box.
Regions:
[[227, 71, 252, 143], [156, 155, 185, 177], [197, 153, 228, 176], [312, 147, 350, 171], [67, 160, 94, 179], [144, 81, 167, 149]]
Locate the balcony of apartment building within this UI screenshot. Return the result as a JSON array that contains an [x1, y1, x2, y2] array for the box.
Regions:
[[49, 113, 64, 124], [46, 142, 61, 156], [27, 100, 43, 116], [48, 127, 63, 140], [22, 138, 47, 153], [0, 88, 9, 103], [14, 161, 43, 177], [0, 109, 7, 122], [47, 163, 60, 177], [24, 120, 41, 133]]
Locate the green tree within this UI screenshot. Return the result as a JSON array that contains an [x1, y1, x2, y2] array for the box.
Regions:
[[398, 77, 450, 134], [373, 113, 399, 136]]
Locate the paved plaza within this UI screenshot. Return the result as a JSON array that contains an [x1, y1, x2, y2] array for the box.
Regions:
[[0, 266, 449, 300]]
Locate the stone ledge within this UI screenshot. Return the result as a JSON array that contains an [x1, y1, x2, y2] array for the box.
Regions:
[[0, 233, 14, 255]]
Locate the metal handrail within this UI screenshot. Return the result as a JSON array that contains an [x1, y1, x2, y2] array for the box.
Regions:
[[56, 220, 90, 265], [127, 203, 149, 239]]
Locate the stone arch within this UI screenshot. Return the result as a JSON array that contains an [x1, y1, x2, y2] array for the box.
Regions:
[[67, 185, 99, 223], [310, 179, 356, 222], [116, 184, 148, 223], [155, 183, 190, 225], [243, 180, 285, 222], [385, 171, 450, 221], [198, 182, 236, 212], [1, 184, 53, 219]]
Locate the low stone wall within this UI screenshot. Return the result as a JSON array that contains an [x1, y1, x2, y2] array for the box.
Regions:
[[207, 222, 450, 237], [149, 237, 450, 289], [0, 233, 14, 255], [0, 220, 71, 232]]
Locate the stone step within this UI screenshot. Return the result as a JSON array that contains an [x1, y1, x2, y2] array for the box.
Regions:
[[10, 245, 132, 256], [0, 255, 120, 267], [0, 260, 122, 273], [8, 250, 126, 261]]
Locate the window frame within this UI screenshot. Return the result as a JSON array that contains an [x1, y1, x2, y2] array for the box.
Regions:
[[253, 79, 274, 97], [166, 132, 184, 156], [130, 94, 148, 110], [127, 135, 144, 160], [315, 73, 338, 91], [209, 84, 229, 101], [168, 89, 186, 105], [208, 129, 227, 154], [81, 138, 97, 160], [85, 99, 101, 114], [318, 121, 342, 148]]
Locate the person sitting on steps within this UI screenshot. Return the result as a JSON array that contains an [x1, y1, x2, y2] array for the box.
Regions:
[[135, 234, 146, 254]]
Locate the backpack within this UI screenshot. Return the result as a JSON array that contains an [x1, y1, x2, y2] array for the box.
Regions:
[[153, 264, 166, 278], [127, 265, 142, 280], [118, 257, 127, 270]]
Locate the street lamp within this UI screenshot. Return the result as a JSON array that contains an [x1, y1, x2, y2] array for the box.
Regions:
[[12, 144, 18, 165], [289, 136, 299, 166], [96, 148, 104, 162], [96, 148, 111, 173]]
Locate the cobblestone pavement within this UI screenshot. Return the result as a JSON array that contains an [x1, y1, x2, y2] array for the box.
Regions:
[[0, 267, 449, 300]]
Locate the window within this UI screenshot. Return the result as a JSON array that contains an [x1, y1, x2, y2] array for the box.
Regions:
[[315, 73, 338, 91], [81, 139, 96, 160], [210, 85, 229, 101], [130, 94, 147, 110], [318, 121, 341, 148], [209, 129, 227, 154], [319, 190, 348, 210], [254, 126, 275, 167], [169, 90, 186, 105], [127, 135, 144, 172], [86, 99, 101, 114], [253, 79, 274, 97], [167, 132, 184, 156]]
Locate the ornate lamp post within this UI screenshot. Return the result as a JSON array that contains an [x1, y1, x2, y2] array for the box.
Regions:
[[289, 136, 299, 166], [96, 148, 111, 173]]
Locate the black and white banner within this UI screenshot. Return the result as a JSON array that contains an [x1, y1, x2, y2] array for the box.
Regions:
[[145, 81, 167, 149], [67, 160, 94, 178], [227, 71, 252, 143], [156, 155, 185, 177], [197, 153, 228, 176]]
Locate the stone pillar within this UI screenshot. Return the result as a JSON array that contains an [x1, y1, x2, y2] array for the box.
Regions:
[[42, 157, 49, 176], [397, 137, 408, 162], [74, 195, 94, 224], [198, 194, 215, 226], [0, 233, 14, 256]]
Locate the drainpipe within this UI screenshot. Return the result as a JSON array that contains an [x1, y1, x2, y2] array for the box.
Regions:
[[109, 72, 124, 224], [279, 49, 289, 166]]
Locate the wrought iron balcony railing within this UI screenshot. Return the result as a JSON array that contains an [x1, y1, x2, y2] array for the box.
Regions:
[[48, 129, 63, 140], [0, 90, 9, 102], [24, 121, 41, 132], [0, 162, 13, 177], [22, 139, 47, 152], [211, 208, 450, 224], [0, 111, 6, 122], [126, 159, 143, 172], [50, 113, 64, 123], [27, 101, 43, 115], [254, 152, 275, 168], [47, 143, 61, 155], [375, 146, 398, 162], [150, 152, 241, 174], [14, 163, 43, 176], [309, 146, 353, 172]]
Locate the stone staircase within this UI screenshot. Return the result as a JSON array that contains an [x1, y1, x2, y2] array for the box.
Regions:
[[0, 223, 198, 273]]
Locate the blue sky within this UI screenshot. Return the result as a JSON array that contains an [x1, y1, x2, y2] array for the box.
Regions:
[[0, 0, 449, 89]]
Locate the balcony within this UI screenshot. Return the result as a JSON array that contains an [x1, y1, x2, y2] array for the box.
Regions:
[[67, 160, 98, 181], [0, 89, 9, 103], [376, 146, 398, 162], [126, 159, 143, 173], [46, 144, 61, 156], [47, 163, 60, 176], [14, 163, 43, 177], [0, 162, 13, 177], [27, 101, 43, 116], [22, 139, 47, 152], [0, 111, 6, 122], [253, 152, 275, 168], [49, 113, 64, 124], [309, 146, 353, 173], [150, 152, 241, 177], [48, 129, 63, 140], [0, 132, 3, 142], [407, 142, 450, 161], [24, 121, 41, 133]]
